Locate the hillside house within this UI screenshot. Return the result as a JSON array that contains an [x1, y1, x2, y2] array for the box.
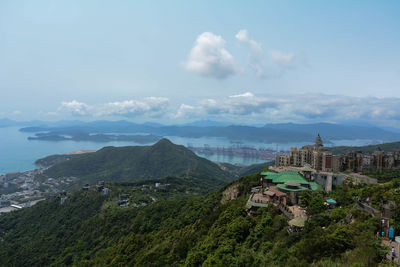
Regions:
[[260, 170, 321, 205]]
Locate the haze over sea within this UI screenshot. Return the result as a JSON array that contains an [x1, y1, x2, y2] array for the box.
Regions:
[[0, 126, 376, 174]]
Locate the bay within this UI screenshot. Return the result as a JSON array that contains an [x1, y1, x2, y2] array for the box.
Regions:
[[0, 127, 376, 174]]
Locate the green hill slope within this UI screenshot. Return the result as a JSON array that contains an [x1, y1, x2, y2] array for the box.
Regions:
[[39, 139, 233, 190], [330, 141, 400, 154], [0, 172, 389, 266]]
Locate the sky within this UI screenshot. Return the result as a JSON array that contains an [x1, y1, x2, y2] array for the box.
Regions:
[[0, 0, 399, 127]]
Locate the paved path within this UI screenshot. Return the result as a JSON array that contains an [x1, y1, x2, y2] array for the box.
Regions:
[[382, 238, 399, 262], [288, 205, 307, 219], [246, 193, 270, 208]]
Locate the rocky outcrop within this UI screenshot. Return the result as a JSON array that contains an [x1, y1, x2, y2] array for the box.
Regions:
[[221, 184, 239, 204]]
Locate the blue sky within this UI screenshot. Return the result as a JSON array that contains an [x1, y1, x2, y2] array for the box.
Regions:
[[0, 1, 399, 127]]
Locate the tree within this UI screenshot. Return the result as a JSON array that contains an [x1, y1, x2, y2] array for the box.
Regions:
[[307, 193, 326, 216], [300, 190, 312, 208]]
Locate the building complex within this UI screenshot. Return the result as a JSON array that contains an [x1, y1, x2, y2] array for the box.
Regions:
[[276, 134, 400, 172]]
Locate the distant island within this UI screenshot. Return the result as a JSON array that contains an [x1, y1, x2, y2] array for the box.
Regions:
[[28, 133, 162, 144], [18, 120, 400, 144]]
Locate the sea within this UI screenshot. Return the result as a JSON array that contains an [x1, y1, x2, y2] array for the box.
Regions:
[[0, 127, 377, 174]]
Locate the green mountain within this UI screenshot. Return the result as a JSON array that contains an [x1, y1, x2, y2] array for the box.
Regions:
[[0, 172, 391, 266], [330, 141, 400, 155], [38, 139, 234, 191]]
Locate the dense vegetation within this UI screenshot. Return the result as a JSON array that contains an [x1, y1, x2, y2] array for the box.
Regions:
[[36, 139, 272, 193], [330, 141, 400, 155], [38, 139, 235, 190], [35, 154, 81, 167], [3, 138, 400, 266], [362, 169, 400, 183], [0, 171, 396, 266]]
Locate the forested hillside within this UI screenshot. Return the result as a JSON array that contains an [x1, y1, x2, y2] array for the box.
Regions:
[[330, 141, 400, 155], [38, 139, 234, 190], [0, 171, 394, 266]]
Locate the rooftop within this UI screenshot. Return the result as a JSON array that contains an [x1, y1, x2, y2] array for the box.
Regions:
[[260, 171, 278, 177], [288, 216, 306, 227], [277, 183, 308, 192], [271, 171, 309, 185], [263, 170, 321, 191], [301, 165, 313, 172], [285, 180, 300, 187], [326, 198, 337, 204], [309, 181, 322, 191], [264, 189, 287, 197]]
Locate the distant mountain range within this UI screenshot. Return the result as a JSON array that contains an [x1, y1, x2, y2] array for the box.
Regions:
[[263, 122, 400, 141], [15, 119, 400, 143], [330, 141, 400, 155], [2, 118, 400, 143]]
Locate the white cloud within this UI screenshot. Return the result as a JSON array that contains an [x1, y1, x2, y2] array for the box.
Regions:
[[59, 100, 89, 116], [199, 92, 279, 116], [184, 32, 237, 79], [235, 29, 267, 77], [173, 104, 195, 118], [235, 29, 262, 54], [12, 110, 22, 116], [268, 50, 295, 68], [229, 92, 254, 98], [235, 29, 296, 78], [97, 97, 169, 117], [59, 97, 169, 118]]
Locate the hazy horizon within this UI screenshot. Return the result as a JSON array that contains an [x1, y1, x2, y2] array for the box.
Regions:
[[1, 1, 399, 128]]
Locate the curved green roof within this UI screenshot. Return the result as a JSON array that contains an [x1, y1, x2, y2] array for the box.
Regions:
[[272, 171, 309, 185], [309, 181, 322, 191], [277, 183, 308, 192], [285, 180, 300, 187], [260, 171, 278, 177], [262, 170, 320, 191]]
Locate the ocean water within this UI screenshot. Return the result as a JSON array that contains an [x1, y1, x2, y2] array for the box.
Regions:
[[0, 127, 375, 174]]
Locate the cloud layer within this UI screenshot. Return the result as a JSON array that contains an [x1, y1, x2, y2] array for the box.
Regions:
[[59, 94, 400, 128], [191, 93, 400, 125], [60, 97, 169, 118]]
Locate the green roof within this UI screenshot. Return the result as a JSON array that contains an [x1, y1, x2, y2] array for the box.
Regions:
[[326, 198, 337, 204], [309, 181, 322, 191], [260, 171, 277, 177], [272, 171, 309, 185], [262, 170, 320, 191], [277, 183, 308, 192], [288, 217, 306, 227], [285, 180, 301, 187]]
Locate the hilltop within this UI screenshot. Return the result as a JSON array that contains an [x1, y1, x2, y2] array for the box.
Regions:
[[37, 139, 235, 192]]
